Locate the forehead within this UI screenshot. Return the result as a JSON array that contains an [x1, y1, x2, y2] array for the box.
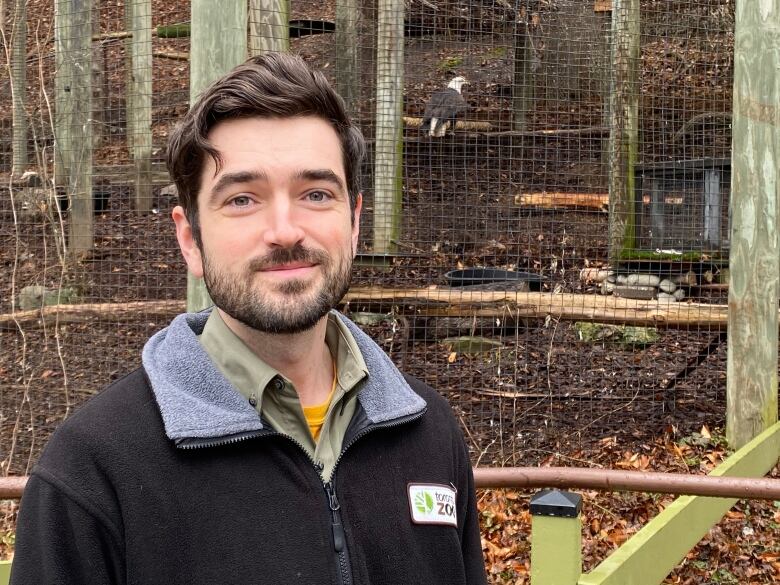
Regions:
[[202, 116, 345, 184]]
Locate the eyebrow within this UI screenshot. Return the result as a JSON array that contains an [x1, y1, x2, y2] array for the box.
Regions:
[[292, 169, 346, 193], [209, 170, 267, 205]]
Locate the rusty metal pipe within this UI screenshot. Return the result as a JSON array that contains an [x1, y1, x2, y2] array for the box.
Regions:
[[473, 467, 780, 499], [0, 476, 27, 499], [2, 468, 779, 500]]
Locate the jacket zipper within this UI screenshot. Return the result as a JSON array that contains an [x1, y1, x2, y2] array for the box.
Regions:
[[324, 481, 350, 585], [175, 429, 268, 449], [174, 408, 427, 585]]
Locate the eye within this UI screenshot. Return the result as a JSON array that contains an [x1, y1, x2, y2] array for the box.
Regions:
[[229, 195, 252, 207], [306, 190, 332, 203]]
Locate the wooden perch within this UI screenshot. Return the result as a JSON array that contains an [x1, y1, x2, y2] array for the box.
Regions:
[[153, 50, 189, 61], [514, 192, 609, 211], [0, 300, 185, 330], [1, 289, 742, 331], [403, 117, 493, 131], [91, 22, 191, 42], [343, 288, 732, 330]]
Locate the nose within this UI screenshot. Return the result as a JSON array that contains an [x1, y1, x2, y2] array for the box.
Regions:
[[262, 197, 306, 249]]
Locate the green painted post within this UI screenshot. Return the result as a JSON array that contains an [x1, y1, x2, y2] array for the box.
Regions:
[[530, 490, 583, 585], [186, 0, 247, 312], [726, 0, 780, 449], [0, 560, 10, 585]]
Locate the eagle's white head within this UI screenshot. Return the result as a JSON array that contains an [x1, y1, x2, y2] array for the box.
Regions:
[[447, 76, 469, 94]]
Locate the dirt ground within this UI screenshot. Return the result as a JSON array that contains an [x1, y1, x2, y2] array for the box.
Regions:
[[3, 1, 778, 583]]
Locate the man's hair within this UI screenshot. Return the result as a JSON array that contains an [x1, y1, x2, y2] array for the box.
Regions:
[[166, 52, 366, 241]]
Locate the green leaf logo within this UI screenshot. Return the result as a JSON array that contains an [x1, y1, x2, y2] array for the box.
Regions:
[[414, 491, 434, 514]]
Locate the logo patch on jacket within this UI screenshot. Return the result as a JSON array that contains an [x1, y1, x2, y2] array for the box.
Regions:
[[408, 483, 457, 527]]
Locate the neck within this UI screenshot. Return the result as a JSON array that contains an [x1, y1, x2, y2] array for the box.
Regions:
[[217, 308, 335, 407]]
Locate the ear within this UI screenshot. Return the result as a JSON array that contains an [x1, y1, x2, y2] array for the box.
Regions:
[[172, 205, 204, 278], [351, 193, 362, 258]]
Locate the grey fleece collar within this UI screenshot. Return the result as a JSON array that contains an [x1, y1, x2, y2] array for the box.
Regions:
[[142, 309, 426, 442]]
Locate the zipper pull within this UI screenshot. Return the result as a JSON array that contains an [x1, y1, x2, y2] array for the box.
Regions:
[[324, 482, 345, 552], [324, 482, 340, 511]]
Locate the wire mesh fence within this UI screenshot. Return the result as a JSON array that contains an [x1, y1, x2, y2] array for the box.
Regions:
[[1, 0, 740, 479]]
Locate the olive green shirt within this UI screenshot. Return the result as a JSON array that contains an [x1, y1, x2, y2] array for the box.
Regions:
[[198, 309, 368, 481]]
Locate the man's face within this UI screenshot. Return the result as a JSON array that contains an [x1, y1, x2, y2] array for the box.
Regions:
[[173, 116, 361, 334]]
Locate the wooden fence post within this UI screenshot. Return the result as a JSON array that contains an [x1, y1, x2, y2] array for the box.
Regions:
[[530, 490, 583, 585], [186, 0, 247, 312], [335, 0, 360, 117], [55, 0, 94, 256], [607, 0, 639, 263], [126, 0, 153, 211], [726, 0, 780, 449], [372, 0, 404, 254], [249, 0, 289, 56], [512, 17, 534, 131], [11, 0, 27, 176]]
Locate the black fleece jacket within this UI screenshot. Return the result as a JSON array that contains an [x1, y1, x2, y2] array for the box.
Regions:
[[11, 368, 487, 585]]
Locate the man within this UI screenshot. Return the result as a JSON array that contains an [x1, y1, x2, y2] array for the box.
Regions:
[[11, 53, 487, 585]]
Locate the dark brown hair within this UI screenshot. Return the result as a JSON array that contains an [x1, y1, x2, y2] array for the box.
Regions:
[[166, 52, 365, 241]]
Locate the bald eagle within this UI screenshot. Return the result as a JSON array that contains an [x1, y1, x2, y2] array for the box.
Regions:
[[420, 76, 469, 138]]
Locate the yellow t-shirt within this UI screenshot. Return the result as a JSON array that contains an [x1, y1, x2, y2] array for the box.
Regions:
[[302, 359, 338, 442]]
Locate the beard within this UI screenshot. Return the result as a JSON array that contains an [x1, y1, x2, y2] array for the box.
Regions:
[[202, 243, 353, 334]]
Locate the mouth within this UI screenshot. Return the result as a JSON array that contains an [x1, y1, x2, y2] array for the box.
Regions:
[[259, 262, 318, 277]]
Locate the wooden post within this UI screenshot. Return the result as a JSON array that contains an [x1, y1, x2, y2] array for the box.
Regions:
[[530, 490, 583, 585], [125, 0, 153, 211], [11, 0, 27, 176], [606, 0, 638, 263], [335, 0, 360, 116], [372, 0, 404, 254], [512, 17, 534, 131], [726, 0, 780, 449], [55, 0, 94, 255], [248, 0, 289, 56], [90, 3, 106, 151], [187, 0, 247, 312]]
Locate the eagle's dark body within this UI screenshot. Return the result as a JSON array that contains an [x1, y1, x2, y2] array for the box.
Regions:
[[420, 77, 468, 138]]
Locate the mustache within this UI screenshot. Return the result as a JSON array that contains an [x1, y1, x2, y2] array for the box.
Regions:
[[247, 244, 330, 271]]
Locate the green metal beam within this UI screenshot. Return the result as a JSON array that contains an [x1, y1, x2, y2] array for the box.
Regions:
[[578, 421, 780, 585]]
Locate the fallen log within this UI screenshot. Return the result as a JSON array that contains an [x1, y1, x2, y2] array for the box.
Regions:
[[153, 50, 189, 61], [0, 289, 737, 331], [343, 287, 731, 330], [402, 117, 493, 131], [514, 192, 609, 211], [0, 300, 185, 330]]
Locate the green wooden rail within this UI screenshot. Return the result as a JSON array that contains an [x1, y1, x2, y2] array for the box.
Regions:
[[531, 420, 780, 585]]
